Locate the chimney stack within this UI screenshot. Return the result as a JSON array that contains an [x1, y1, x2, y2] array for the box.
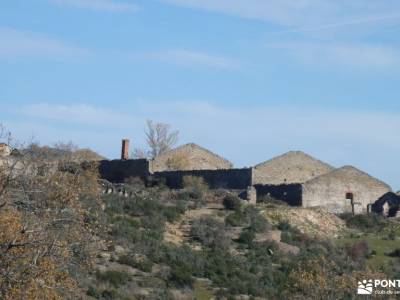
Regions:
[[121, 139, 130, 160]]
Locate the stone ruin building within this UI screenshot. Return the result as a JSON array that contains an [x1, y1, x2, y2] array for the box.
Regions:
[[92, 139, 398, 217], [302, 166, 391, 215], [251, 151, 392, 215]]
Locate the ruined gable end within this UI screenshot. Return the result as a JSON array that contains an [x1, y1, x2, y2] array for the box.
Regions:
[[302, 166, 391, 214], [150, 143, 233, 172], [252, 151, 334, 185]]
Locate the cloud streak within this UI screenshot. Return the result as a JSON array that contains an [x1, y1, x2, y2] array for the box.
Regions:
[[50, 0, 138, 12], [134, 49, 240, 69], [266, 42, 400, 68], [22, 103, 133, 126], [161, 0, 400, 29], [0, 27, 90, 60]]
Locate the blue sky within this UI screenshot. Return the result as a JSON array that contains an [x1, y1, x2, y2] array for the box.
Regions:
[[0, 0, 399, 189]]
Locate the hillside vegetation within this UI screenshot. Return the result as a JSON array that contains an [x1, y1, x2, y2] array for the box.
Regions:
[[1, 145, 399, 299]]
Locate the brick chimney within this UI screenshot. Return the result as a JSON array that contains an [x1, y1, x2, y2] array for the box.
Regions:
[[121, 139, 130, 160]]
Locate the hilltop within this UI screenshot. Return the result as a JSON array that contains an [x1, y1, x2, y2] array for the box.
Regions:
[[1, 145, 399, 299]]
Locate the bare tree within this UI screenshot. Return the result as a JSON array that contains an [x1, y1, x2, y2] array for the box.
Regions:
[[145, 120, 179, 158]]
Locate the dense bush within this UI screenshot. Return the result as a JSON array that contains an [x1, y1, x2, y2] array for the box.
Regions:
[[278, 220, 310, 247], [182, 175, 208, 199], [223, 194, 242, 211], [238, 229, 255, 246], [341, 213, 387, 231], [225, 205, 270, 234], [245, 206, 271, 233], [190, 217, 230, 249], [387, 248, 400, 257], [346, 240, 371, 262], [277, 220, 291, 231], [118, 255, 153, 272], [96, 270, 130, 288], [225, 210, 248, 227]]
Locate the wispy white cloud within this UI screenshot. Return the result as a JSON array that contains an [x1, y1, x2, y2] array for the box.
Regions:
[[0, 27, 90, 59], [161, 0, 400, 30], [266, 42, 400, 68], [50, 0, 138, 13], [134, 49, 240, 69], [13, 101, 400, 188], [22, 103, 133, 126], [161, 0, 329, 26], [271, 13, 400, 35]]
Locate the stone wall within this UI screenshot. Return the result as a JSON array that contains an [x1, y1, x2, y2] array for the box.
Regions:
[[371, 192, 400, 217], [302, 166, 391, 214], [150, 143, 233, 172], [254, 184, 303, 206], [98, 159, 149, 183], [153, 168, 252, 190]]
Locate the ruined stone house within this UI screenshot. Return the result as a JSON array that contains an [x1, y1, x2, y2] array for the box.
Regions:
[[252, 152, 392, 215], [252, 151, 334, 185], [99, 140, 394, 215], [302, 166, 391, 214], [371, 192, 400, 217], [150, 143, 233, 172]]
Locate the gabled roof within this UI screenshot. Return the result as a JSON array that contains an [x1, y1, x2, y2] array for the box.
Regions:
[[254, 151, 333, 170], [304, 165, 391, 190], [252, 151, 334, 184], [155, 143, 233, 167]]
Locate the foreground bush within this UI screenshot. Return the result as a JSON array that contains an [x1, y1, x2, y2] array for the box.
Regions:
[[191, 217, 230, 249], [96, 270, 130, 288], [341, 213, 388, 231], [223, 194, 242, 211]]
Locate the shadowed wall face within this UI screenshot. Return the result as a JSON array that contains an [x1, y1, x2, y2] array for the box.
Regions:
[[371, 192, 400, 217], [98, 159, 149, 183], [154, 168, 252, 189], [254, 184, 303, 206]]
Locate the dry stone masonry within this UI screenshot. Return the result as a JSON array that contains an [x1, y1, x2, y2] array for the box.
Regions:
[[96, 140, 396, 216]]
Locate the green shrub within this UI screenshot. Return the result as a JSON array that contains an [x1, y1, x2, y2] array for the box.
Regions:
[[118, 255, 153, 273], [161, 245, 203, 288], [191, 217, 230, 249], [345, 214, 387, 231], [223, 194, 242, 211], [182, 176, 208, 195], [346, 240, 371, 262], [110, 218, 141, 242], [245, 206, 271, 233], [101, 289, 118, 300], [86, 286, 101, 298], [387, 248, 400, 257], [277, 220, 291, 231], [388, 231, 396, 241], [225, 210, 248, 227], [238, 229, 255, 246], [96, 270, 130, 287]]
